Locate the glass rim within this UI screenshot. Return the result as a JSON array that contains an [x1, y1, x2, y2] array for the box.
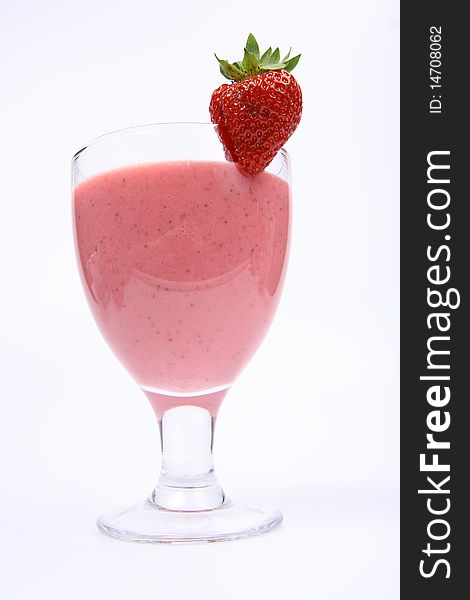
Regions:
[[72, 122, 220, 163], [71, 121, 289, 164]]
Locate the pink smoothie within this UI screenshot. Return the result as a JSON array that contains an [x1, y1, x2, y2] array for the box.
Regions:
[[73, 161, 289, 416]]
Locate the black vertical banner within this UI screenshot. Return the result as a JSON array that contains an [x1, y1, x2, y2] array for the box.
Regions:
[[401, 2, 468, 597]]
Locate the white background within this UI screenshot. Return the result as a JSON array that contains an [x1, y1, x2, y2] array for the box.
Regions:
[[0, 1, 399, 598]]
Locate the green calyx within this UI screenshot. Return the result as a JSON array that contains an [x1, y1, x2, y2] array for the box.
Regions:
[[215, 33, 301, 82]]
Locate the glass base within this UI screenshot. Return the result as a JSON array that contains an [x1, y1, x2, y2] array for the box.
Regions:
[[97, 499, 282, 544]]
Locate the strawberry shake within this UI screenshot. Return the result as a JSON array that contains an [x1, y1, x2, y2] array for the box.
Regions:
[[74, 160, 289, 416]]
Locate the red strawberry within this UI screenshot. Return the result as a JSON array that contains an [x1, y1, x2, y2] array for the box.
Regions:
[[210, 34, 302, 177]]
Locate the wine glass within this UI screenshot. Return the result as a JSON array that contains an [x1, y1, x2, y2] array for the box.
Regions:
[[72, 123, 290, 543]]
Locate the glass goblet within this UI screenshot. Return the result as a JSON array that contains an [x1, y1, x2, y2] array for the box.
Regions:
[[72, 123, 290, 542]]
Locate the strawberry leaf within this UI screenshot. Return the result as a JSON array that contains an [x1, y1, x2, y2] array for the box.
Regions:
[[246, 33, 260, 60], [270, 48, 280, 64], [260, 62, 286, 72], [215, 55, 246, 81], [284, 54, 301, 72], [282, 48, 292, 62], [260, 46, 273, 65], [242, 49, 259, 76]]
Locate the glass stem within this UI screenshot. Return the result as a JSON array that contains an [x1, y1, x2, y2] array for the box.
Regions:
[[149, 405, 225, 511]]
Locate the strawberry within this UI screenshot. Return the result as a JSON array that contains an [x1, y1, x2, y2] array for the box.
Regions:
[[209, 34, 302, 177]]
